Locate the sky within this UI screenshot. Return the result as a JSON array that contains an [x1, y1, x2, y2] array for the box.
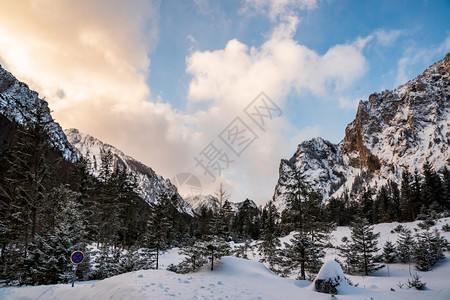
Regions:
[[0, 0, 449, 205]]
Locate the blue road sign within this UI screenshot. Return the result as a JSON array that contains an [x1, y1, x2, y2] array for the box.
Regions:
[[71, 251, 84, 264]]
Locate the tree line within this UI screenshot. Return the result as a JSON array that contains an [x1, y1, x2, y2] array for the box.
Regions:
[[326, 162, 450, 226]]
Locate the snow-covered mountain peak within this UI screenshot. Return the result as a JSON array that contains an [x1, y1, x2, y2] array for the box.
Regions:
[[272, 53, 450, 211], [65, 128, 195, 216], [0, 64, 77, 161]]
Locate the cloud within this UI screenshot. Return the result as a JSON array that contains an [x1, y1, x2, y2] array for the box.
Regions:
[[396, 35, 450, 85], [0, 0, 201, 182], [185, 17, 368, 203], [374, 29, 403, 47], [187, 17, 368, 105], [0, 1, 369, 205], [241, 0, 318, 21]]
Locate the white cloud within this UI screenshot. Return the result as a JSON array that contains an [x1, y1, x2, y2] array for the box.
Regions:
[[241, 0, 318, 20], [396, 35, 450, 85], [185, 17, 368, 203], [0, 0, 370, 205], [374, 29, 403, 47], [0, 0, 203, 183]]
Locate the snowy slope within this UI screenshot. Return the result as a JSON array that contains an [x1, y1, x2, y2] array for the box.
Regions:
[[0, 65, 77, 161], [273, 53, 450, 210], [65, 128, 195, 216], [2, 218, 450, 299]]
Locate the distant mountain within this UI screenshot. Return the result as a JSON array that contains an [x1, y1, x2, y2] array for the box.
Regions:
[[0, 64, 77, 161], [185, 194, 258, 215], [273, 53, 450, 211], [65, 128, 195, 216]]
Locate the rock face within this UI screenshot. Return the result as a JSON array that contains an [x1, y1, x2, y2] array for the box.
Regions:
[[65, 128, 195, 216], [0, 64, 77, 161], [273, 53, 450, 210]]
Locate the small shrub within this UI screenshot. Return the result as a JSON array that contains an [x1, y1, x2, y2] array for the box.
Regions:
[[407, 273, 426, 290], [393, 224, 405, 233], [417, 220, 435, 230], [442, 223, 450, 232]]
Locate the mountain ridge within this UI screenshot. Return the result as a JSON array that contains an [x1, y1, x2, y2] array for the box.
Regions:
[[65, 128, 195, 216], [272, 53, 450, 211], [0, 64, 77, 161]]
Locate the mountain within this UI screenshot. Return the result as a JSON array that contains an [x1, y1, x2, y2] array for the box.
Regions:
[[185, 195, 222, 214], [0, 65, 77, 161], [65, 128, 195, 216], [185, 194, 258, 215], [273, 53, 450, 211]]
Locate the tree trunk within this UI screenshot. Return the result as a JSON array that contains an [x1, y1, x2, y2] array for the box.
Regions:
[[156, 248, 159, 270], [211, 249, 214, 271]]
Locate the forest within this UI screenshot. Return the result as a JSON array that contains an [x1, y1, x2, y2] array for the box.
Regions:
[[0, 100, 449, 285]]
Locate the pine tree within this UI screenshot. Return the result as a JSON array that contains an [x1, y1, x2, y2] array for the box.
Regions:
[[258, 202, 281, 272], [382, 241, 397, 263], [286, 231, 325, 279], [205, 236, 230, 271], [413, 229, 447, 271], [340, 218, 383, 275], [396, 228, 414, 264], [422, 160, 444, 211], [441, 167, 450, 210], [400, 168, 414, 221], [178, 242, 209, 272], [144, 194, 170, 270], [338, 236, 359, 274], [278, 164, 331, 278]]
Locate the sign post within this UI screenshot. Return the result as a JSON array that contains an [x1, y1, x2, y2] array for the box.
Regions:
[[70, 251, 84, 287]]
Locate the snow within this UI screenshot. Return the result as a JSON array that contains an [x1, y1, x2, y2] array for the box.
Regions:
[[2, 218, 450, 299]]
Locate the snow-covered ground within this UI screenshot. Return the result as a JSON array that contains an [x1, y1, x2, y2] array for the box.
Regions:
[[1, 218, 449, 300]]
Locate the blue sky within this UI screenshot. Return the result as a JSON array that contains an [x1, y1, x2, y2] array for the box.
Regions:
[[150, 0, 450, 143], [0, 0, 449, 204]]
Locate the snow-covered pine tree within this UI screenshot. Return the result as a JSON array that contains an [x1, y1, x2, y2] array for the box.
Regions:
[[144, 193, 171, 270], [204, 236, 230, 271], [178, 241, 209, 272], [340, 218, 383, 275], [396, 228, 414, 263], [399, 168, 414, 221], [258, 202, 281, 272], [413, 229, 447, 271], [382, 241, 397, 263], [338, 236, 359, 274], [443, 167, 450, 210], [285, 231, 325, 279], [277, 162, 331, 279]]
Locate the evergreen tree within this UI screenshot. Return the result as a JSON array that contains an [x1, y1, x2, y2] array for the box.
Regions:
[[382, 241, 397, 263], [396, 228, 414, 264], [413, 229, 447, 271], [144, 193, 171, 269], [340, 218, 383, 275], [399, 168, 414, 221], [285, 231, 325, 279], [359, 188, 374, 224], [442, 167, 450, 210], [258, 202, 281, 272], [178, 242, 209, 272], [422, 160, 444, 211], [338, 236, 359, 274]]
